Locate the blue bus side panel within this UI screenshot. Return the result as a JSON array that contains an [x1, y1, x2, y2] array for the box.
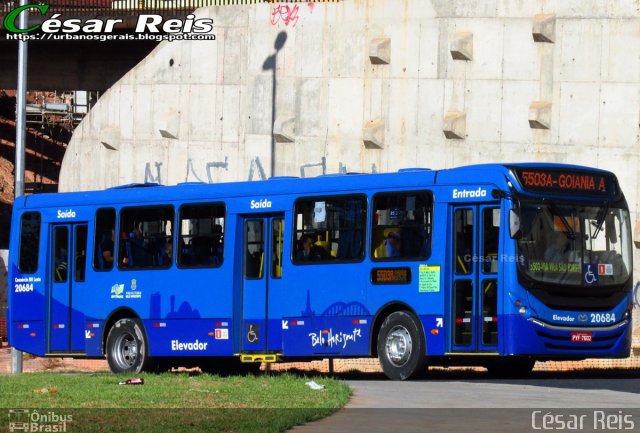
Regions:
[[282, 316, 370, 356], [10, 322, 45, 356], [420, 315, 445, 355], [83, 319, 104, 356], [9, 266, 45, 322], [144, 319, 234, 356], [49, 283, 69, 352], [71, 308, 86, 352], [9, 264, 47, 355]]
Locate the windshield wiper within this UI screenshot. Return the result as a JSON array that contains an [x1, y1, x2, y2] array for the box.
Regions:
[[546, 202, 576, 240], [590, 202, 610, 240]]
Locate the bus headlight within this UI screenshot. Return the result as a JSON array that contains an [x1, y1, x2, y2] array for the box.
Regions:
[[519, 306, 527, 315]]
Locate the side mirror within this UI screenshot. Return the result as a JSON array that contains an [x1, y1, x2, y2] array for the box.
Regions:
[[509, 209, 522, 239]]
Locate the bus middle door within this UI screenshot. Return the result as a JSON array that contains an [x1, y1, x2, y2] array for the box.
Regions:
[[450, 205, 500, 353], [240, 214, 284, 355]]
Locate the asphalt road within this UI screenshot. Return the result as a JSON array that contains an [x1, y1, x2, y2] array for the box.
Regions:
[[290, 370, 640, 433]]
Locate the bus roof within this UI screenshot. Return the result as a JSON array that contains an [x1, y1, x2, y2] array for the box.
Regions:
[[14, 162, 618, 209]]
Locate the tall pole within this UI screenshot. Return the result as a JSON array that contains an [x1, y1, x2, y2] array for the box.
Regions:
[[12, 0, 29, 374]]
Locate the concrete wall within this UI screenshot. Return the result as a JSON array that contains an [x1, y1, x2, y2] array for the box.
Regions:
[[59, 0, 640, 274]]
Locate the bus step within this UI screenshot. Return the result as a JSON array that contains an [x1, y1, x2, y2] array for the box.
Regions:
[[240, 353, 279, 363]]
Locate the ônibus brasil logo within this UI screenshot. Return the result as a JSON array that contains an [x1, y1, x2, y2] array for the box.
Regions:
[[3, 3, 216, 42]]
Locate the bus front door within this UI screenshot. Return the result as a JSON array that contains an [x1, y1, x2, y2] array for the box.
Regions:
[[450, 205, 500, 353], [48, 223, 88, 353], [241, 214, 284, 354]]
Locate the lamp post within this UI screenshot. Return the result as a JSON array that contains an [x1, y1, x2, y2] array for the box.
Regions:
[[12, 0, 29, 374]]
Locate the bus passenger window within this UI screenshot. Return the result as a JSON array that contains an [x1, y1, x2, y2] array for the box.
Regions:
[[272, 218, 284, 278], [482, 208, 500, 274], [75, 225, 88, 282], [94, 208, 116, 271], [178, 203, 225, 268], [118, 206, 174, 270], [53, 227, 69, 283], [371, 192, 432, 260], [245, 220, 264, 279], [454, 209, 473, 275], [19, 212, 41, 274], [293, 195, 367, 264]]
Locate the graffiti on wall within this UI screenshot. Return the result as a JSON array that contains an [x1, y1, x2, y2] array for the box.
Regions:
[[144, 161, 163, 184], [248, 157, 267, 181], [270, 2, 316, 28], [143, 157, 377, 184], [300, 157, 326, 178], [186, 157, 229, 183]]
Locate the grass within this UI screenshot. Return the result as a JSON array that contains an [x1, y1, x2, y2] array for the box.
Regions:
[[0, 372, 351, 433]]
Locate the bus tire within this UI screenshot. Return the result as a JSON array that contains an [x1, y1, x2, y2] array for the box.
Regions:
[[377, 311, 427, 380], [106, 318, 150, 374]]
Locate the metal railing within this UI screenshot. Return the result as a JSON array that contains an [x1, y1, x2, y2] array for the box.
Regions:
[[0, 0, 343, 19], [0, 0, 323, 15]]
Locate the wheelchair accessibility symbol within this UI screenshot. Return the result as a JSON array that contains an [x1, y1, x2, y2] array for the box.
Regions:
[[583, 264, 598, 285], [246, 324, 259, 343]]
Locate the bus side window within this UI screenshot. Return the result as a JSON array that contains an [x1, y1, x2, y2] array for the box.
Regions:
[[293, 196, 367, 264], [94, 208, 116, 271], [118, 206, 174, 270], [371, 192, 432, 261], [178, 203, 225, 268], [18, 212, 41, 274]]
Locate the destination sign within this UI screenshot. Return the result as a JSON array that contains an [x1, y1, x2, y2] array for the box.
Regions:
[[513, 168, 617, 197], [371, 267, 411, 285]]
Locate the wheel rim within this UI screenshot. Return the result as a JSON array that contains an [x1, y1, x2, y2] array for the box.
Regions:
[[113, 332, 139, 369], [385, 325, 412, 367]]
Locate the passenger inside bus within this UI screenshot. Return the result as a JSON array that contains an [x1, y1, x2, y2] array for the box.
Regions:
[[123, 222, 148, 267], [296, 234, 330, 261], [99, 228, 115, 269], [385, 231, 402, 257]]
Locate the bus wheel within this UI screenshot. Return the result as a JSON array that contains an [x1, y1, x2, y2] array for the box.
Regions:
[[106, 318, 150, 374], [377, 311, 427, 380]]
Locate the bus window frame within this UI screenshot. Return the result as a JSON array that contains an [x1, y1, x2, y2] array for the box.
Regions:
[[292, 193, 368, 265], [92, 207, 117, 273], [370, 190, 433, 262], [176, 202, 226, 270], [117, 204, 176, 271], [18, 211, 42, 274]]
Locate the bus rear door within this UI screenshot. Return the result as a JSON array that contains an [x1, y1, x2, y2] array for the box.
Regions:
[[48, 223, 88, 353], [450, 205, 500, 353]]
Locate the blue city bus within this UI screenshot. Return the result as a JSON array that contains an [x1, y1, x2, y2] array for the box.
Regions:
[[7, 163, 634, 380]]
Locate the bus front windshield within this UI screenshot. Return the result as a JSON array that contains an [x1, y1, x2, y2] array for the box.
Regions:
[[516, 201, 632, 286]]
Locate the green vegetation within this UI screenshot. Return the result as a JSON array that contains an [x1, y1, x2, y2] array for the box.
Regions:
[[0, 372, 351, 433]]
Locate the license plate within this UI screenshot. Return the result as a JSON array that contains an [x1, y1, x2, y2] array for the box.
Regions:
[[571, 332, 593, 343]]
